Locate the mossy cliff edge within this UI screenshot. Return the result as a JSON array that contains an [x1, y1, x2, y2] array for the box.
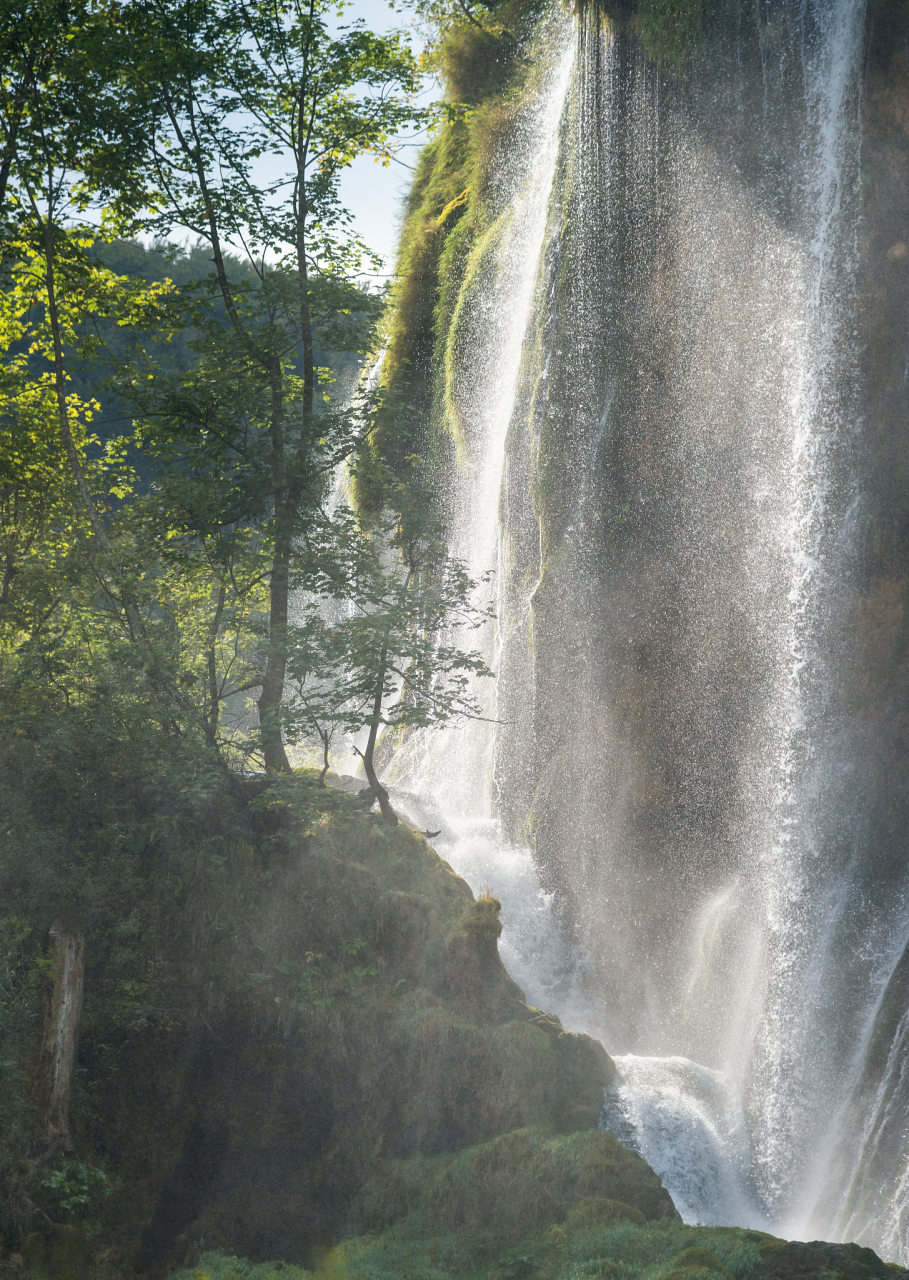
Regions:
[[365, 0, 717, 499], [1, 764, 635, 1271], [4, 767, 907, 1279]]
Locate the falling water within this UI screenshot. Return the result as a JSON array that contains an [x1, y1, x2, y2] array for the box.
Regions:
[[386, 16, 575, 809], [381, 0, 909, 1261]]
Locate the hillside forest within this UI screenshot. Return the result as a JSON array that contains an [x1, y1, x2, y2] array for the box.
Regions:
[[0, 0, 506, 1249]]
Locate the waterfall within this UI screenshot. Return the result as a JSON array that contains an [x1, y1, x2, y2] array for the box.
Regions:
[[385, 15, 576, 810], [383, 0, 909, 1262]]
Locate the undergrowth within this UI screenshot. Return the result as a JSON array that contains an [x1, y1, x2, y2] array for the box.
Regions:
[[173, 1220, 782, 1280]]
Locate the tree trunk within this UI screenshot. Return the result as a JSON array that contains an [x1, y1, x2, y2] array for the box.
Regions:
[[40, 925, 85, 1146], [257, 541, 292, 773], [361, 644, 398, 824], [205, 583, 227, 749], [317, 725, 330, 787], [170, 110, 294, 774]]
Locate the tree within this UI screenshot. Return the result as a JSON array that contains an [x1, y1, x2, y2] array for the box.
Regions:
[[0, 0, 493, 813], [112, 0, 431, 770], [0, 0, 184, 677], [284, 459, 493, 822]]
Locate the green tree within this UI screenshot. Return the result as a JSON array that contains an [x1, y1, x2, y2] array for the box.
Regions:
[[285, 459, 493, 822], [0, 0, 182, 673], [0, 0, 492, 803], [114, 0, 431, 770]]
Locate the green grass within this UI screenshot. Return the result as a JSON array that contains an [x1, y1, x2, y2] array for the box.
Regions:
[[175, 1252, 315, 1280], [173, 1220, 783, 1280]]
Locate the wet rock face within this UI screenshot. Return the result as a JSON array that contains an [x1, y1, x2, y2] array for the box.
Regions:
[[848, 2, 909, 827], [478, 0, 909, 1060]]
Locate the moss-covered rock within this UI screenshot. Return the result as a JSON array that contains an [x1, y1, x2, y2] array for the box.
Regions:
[[176, 1214, 790, 1280], [355, 1125, 678, 1242], [22, 778, 620, 1270], [750, 1241, 908, 1280], [564, 1196, 647, 1231], [657, 1245, 736, 1280], [169, 1213, 909, 1280]]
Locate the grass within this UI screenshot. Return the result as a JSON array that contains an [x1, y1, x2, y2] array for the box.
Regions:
[[172, 1219, 784, 1280]]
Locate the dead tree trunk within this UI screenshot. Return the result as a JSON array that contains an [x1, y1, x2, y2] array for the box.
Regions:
[[40, 924, 85, 1146]]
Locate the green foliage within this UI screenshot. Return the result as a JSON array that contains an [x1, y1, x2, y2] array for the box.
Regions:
[[633, 0, 705, 65], [39, 1158, 113, 1221], [0, 0, 495, 791], [357, 1126, 679, 1240], [171, 1214, 783, 1280], [0, 917, 43, 1159], [265, 933, 379, 1014], [368, 0, 543, 492], [184, 1253, 314, 1280]]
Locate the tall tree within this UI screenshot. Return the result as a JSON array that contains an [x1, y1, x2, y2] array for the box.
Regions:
[[117, 0, 430, 770], [0, 0, 174, 643]]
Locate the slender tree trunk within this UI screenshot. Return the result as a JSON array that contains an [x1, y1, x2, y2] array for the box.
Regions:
[[167, 101, 295, 771], [1, 535, 16, 604], [257, 356, 292, 773], [317, 725, 330, 786], [0, 73, 32, 214], [296, 219, 315, 422], [257, 540, 291, 772], [40, 924, 85, 1146], [295, 3, 318, 430], [360, 644, 398, 824], [205, 583, 227, 749]]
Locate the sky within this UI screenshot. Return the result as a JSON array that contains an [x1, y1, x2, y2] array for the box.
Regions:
[[331, 0, 439, 273]]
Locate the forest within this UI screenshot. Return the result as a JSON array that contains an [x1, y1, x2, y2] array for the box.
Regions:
[[0, 0, 505, 1255]]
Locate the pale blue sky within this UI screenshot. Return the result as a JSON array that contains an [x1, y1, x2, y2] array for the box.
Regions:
[[333, 0, 438, 273]]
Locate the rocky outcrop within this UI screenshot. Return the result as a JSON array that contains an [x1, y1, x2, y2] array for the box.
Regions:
[[354, 1126, 678, 1237], [751, 1240, 909, 1280], [58, 784, 619, 1269]]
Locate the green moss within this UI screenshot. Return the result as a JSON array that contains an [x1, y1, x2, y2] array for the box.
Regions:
[[372, 0, 708, 497], [576, 0, 705, 63], [565, 1197, 648, 1230], [170, 1217, 794, 1280], [655, 1246, 736, 1280], [356, 1126, 678, 1245], [332, 1213, 777, 1280], [632, 0, 705, 64], [3, 742, 621, 1263], [186, 1253, 314, 1280], [440, 205, 518, 464], [463, 894, 505, 935], [358, 1, 545, 506]]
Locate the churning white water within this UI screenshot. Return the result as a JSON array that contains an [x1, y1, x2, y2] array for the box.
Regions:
[[433, 815, 775, 1231], [602, 1056, 770, 1231]]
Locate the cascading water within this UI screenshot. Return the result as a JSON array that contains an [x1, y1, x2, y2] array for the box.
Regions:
[[385, 16, 576, 808], [382, 0, 909, 1262]]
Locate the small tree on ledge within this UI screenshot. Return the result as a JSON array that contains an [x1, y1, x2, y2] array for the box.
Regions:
[[284, 459, 494, 822]]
